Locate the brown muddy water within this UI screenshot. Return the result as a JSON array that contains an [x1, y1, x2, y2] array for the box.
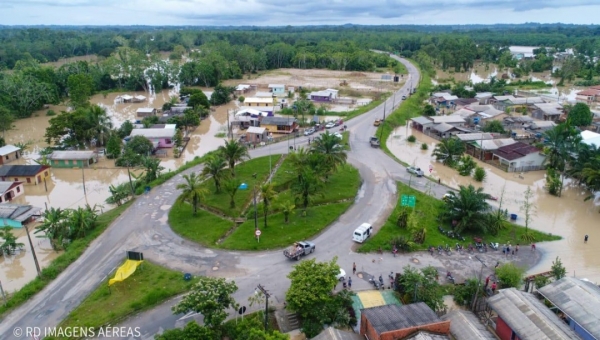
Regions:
[[387, 126, 600, 282]]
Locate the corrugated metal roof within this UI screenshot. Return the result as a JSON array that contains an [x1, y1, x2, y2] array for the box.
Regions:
[[247, 127, 266, 134], [0, 145, 21, 156], [431, 116, 466, 124], [312, 327, 364, 340], [361, 303, 441, 335], [404, 331, 450, 340], [0, 181, 21, 194], [442, 310, 496, 340], [433, 123, 457, 133], [0, 204, 41, 222], [488, 288, 580, 340], [493, 142, 540, 161], [538, 277, 600, 339], [456, 133, 495, 142], [476, 138, 518, 151], [48, 151, 96, 161], [0, 165, 47, 177], [533, 103, 563, 115], [130, 128, 176, 139], [411, 116, 434, 126]]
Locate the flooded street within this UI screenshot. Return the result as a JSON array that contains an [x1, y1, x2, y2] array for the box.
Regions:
[[387, 127, 600, 282]]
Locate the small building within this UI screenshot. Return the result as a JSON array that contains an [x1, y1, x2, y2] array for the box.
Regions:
[[312, 327, 364, 340], [360, 303, 450, 340], [509, 46, 538, 60], [538, 277, 600, 340], [234, 108, 264, 128], [467, 138, 518, 161], [492, 142, 545, 172], [235, 84, 251, 95], [0, 165, 51, 185], [0, 145, 22, 165], [310, 90, 335, 102], [531, 103, 563, 121], [129, 125, 177, 148], [529, 120, 557, 131], [576, 89, 600, 105], [255, 91, 275, 98], [581, 130, 600, 148], [0, 181, 24, 203], [442, 310, 496, 340], [268, 84, 286, 96], [259, 116, 297, 134], [48, 151, 97, 168], [132, 95, 146, 103], [475, 92, 494, 104], [487, 288, 579, 340], [430, 116, 466, 126], [116, 94, 133, 103], [136, 107, 157, 118], [244, 97, 275, 107], [466, 104, 506, 122], [0, 204, 42, 228], [245, 126, 268, 144], [410, 116, 435, 133]]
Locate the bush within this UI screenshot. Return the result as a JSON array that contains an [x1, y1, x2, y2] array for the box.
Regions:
[[238, 95, 245, 103], [46, 109, 56, 116], [407, 135, 417, 143], [473, 167, 487, 182], [421, 143, 428, 150]]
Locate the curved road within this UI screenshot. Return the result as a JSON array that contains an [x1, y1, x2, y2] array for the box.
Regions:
[[0, 58, 454, 339]]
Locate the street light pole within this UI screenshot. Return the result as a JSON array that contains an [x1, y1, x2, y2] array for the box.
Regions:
[[252, 173, 258, 231], [471, 256, 487, 311], [256, 284, 271, 331], [378, 99, 387, 141]]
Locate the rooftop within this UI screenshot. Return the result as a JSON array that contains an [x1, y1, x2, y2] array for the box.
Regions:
[[411, 116, 434, 126], [130, 128, 176, 139], [247, 126, 266, 134], [312, 327, 364, 340], [488, 288, 578, 340], [576, 89, 600, 96], [361, 302, 441, 336], [475, 92, 494, 98], [404, 331, 450, 340], [244, 97, 275, 104], [260, 116, 296, 126], [235, 84, 251, 91], [0, 181, 22, 193], [533, 103, 563, 115], [475, 138, 518, 151], [433, 123, 460, 133], [136, 107, 156, 113], [456, 133, 496, 142], [0, 145, 21, 156], [430, 116, 466, 124], [538, 277, 600, 339], [0, 204, 41, 222], [235, 108, 264, 116], [310, 90, 334, 97], [442, 310, 496, 340], [493, 142, 540, 160], [0, 165, 48, 177], [450, 108, 476, 119], [467, 104, 505, 117], [48, 151, 96, 161], [268, 84, 285, 88]]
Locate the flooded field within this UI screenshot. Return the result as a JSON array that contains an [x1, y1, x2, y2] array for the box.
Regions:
[[387, 127, 600, 282]]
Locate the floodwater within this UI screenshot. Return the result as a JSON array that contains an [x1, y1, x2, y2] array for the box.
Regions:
[[387, 126, 600, 282], [435, 62, 554, 85]]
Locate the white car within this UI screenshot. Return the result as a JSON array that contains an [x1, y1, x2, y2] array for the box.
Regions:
[[333, 133, 343, 139], [325, 122, 336, 129], [407, 166, 424, 177], [304, 128, 315, 136], [336, 268, 346, 281]]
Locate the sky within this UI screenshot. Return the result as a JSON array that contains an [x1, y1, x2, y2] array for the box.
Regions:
[[1, 0, 600, 26]]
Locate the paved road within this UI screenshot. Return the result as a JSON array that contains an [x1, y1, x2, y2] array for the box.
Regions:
[[1, 57, 522, 340]]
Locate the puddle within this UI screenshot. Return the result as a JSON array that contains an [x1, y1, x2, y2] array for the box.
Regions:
[[387, 127, 600, 282]]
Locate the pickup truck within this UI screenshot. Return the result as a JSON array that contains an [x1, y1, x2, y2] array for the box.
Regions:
[[370, 137, 380, 148], [283, 241, 316, 260], [407, 166, 424, 177]]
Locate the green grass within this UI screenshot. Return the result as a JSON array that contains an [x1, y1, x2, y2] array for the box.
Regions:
[[0, 200, 134, 317], [56, 261, 197, 334], [169, 201, 234, 246], [199, 155, 282, 217], [359, 182, 560, 253], [341, 131, 350, 150], [220, 202, 352, 250], [215, 132, 227, 138], [342, 94, 390, 120]]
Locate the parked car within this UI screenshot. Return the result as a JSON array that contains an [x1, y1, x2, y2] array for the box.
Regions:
[[336, 268, 346, 281], [283, 241, 316, 260], [373, 119, 381, 126], [304, 128, 315, 136], [402, 95, 407, 100], [369, 136, 380, 148], [407, 166, 424, 177], [333, 133, 343, 139], [325, 122, 336, 129]]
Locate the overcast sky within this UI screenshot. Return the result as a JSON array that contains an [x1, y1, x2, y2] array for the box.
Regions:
[[1, 0, 599, 26]]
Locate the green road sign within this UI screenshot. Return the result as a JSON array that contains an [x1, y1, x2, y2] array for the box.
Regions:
[[401, 195, 416, 207]]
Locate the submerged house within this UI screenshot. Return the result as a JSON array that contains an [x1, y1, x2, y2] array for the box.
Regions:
[[0, 145, 22, 165], [0, 181, 25, 203], [136, 107, 157, 118], [492, 142, 545, 172], [259, 117, 297, 134], [0, 165, 51, 185], [48, 151, 98, 168], [0, 204, 42, 228], [129, 125, 177, 149]]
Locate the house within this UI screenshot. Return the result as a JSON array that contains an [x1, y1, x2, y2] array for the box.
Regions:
[[467, 138, 518, 161], [48, 151, 97, 168], [235, 84, 251, 95], [0, 181, 24, 203], [442, 310, 496, 340], [475, 92, 494, 104], [531, 103, 563, 121], [0, 204, 42, 228], [0, 145, 22, 165], [431, 93, 459, 108], [244, 97, 275, 107], [116, 94, 134, 103], [259, 116, 297, 134], [455, 133, 496, 143], [129, 125, 177, 148], [575, 88, 600, 105], [430, 116, 466, 126], [410, 116, 435, 133], [132, 95, 146, 103], [509, 46, 538, 60], [581, 130, 600, 148], [453, 98, 479, 108], [487, 288, 579, 340], [312, 327, 364, 340], [529, 120, 557, 131], [268, 84, 286, 96], [310, 90, 335, 102], [234, 108, 264, 128], [466, 104, 506, 122], [238, 105, 274, 116], [360, 303, 450, 340], [492, 142, 545, 172], [136, 108, 157, 118], [432, 123, 471, 138], [538, 277, 600, 340], [245, 127, 268, 144], [255, 91, 275, 98], [0, 165, 51, 185]]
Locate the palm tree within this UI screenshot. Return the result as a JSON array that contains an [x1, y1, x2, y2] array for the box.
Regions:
[[143, 157, 165, 183], [280, 200, 296, 224], [201, 155, 228, 193], [310, 131, 347, 174], [86, 104, 113, 146], [0, 226, 24, 255], [292, 169, 323, 214], [222, 178, 242, 208], [106, 183, 130, 206], [176, 172, 208, 215], [260, 183, 277, 228], [432, 137, 465, 167], [581, 155, 600, 194], [68, 205, 99, 239], [35, 207, 68, 250], [218, 140, 250, 176], [442, 184, 491, 234]]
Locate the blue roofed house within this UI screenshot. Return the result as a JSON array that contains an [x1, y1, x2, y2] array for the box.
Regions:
[[0, 204, 42, 228]]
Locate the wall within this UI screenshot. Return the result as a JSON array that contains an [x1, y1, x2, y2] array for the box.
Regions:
[[512, 152, 545, 172], [379, 321, 450, 340], [0, 150, 21, 165], [495, 316, 515, 340], [1, 183, 25, 202], [157, 137, 174, 148], [568, 317, 596, 340], [1, 218, 22, 228], [52, 159, 91, 168]]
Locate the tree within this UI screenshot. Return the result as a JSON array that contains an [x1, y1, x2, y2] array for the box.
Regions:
[[172, 277, 238, 330], [0, 226, 25, 255], [442, 185, 490, 234], [143, 157, 164, 183], [432, 137, 465, 167], [422, 104, 436, 116], [222, 178, 241, 208], [176, 172, 208, 215], [481, 120, 505, 133], [67, 73, 94, 108], [35, 207, 68, 250], [126, 135, 154, 156], [0, 106, 14, 137], [520, 186, 536, 242], [118, 120, 134, 139], [567, 102, 593, 127], [0, 137, 5, 147], [218, 140, 250, 176], [457, 155, 477, 176], [495, 263, 526, 289], [551, 256, 566, 280], [106, 183, 130, 206], [106, 134, 122, 159], [310, 132, 347, 175], [174, 128, 183, 149], [534, 275, 550, 289], [155, 321, 217, 340], [68, 204, 99, 239], [292, 169, 323, 213], [280, 200, 295, 223], [473, 166, 487, 182], [210, 84, 234, 106], [188, 91, 210, 110], [201, 155, 228, 193], [260, 183, 277, 228], [397, 265, 445, 312]]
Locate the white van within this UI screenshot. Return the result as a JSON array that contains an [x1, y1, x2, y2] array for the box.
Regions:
[[353, 223, 373, 243]]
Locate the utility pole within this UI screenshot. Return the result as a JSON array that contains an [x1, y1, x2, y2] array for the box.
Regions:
[[24, 223, 42, 278], [0, 279, 6, 305], [252, 173, 258, 231], [256, 284, 271, 331], [126, 161, 135, 197], [471, 256, 487, 311], [81, 166, 87, 196], [378, 99, 387, 141]]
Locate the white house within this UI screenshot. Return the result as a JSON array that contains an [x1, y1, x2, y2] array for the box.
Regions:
[[581, 130, 600, 148], [268, 84, 286, 97], [492, 142, 545, 172]]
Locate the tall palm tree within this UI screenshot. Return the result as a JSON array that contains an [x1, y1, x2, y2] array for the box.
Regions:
[[86, 104, 113, 146], [201, 155, 228, 193], [218, 140, 250, 176], [260, 183, 277, 228], [68, 205, 98, 239], [35, 207, 68, 250], [432, 137, 465, 167], [222, 177, 242, 208], [280, 200, 296, 224], [581, 155, 600, 195], [143, 157, 165, 183], [292, 169, 323, 213], [176, 172, 208, 215], [442, 184, 490, 234], [310, 131, 347, 173]]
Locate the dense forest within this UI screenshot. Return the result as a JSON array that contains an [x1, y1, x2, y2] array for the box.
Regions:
[[1, 24, 600, 120]]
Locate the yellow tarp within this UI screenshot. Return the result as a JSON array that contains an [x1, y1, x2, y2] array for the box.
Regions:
[[108, 259, 143, 286], [357, 291, 385, 308]]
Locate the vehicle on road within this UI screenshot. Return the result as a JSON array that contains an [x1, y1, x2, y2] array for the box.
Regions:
[[402, 95, 407, 100], [373, 119, 381, 126], [333, 132, 343, 139], [325, 122, 336, 129], [407, 166, 424, 177], [283, 241, 315, 260], [336, 268, 346, 281], [353, 223, 373, 243], [370, 137, 380, 148], [304, 128, 315, 136], [442, 193, 452, 202]]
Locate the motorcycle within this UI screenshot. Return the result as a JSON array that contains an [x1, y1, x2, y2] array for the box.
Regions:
[[489, 242, 499, 250], [369, 275, 382, 290], [446, 272, 455, 284]]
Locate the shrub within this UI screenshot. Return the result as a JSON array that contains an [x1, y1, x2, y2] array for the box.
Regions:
[[473, 167, 487, 182], [421, 143, 428, 150], [46, 109, 56, 116], [238, 95, 245, 103], [407, 135, 417, 143]]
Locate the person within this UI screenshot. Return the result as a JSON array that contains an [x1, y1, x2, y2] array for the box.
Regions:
[[531, 243, 536, 251], [516, 244, 519, 255], [353, 262, 357, 275], [585, 235, 589, 243], [393, 247, 398, 257], [348, 277, 352, 289], [438, 178, 441, 184], [485, 276, 490, 288], [491, 282, 497, 293]]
